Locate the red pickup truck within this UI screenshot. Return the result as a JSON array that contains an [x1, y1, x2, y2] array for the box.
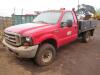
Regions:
[[3, 8, 97, 66]]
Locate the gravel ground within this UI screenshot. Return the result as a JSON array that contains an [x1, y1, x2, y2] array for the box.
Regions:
[[0, 25, 100, 75]]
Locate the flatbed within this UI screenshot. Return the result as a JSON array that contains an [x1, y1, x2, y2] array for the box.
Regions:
[[78, 20, 97, 33]]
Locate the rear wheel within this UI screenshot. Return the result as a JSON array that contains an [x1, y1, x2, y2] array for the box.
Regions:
[[35, 43, 56, 66], [82, 31, 91, 43]]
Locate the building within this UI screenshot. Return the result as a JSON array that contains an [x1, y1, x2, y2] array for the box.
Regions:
[[12, 14, 37, 25]]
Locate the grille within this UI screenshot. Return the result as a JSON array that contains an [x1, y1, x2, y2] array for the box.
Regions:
[[4, 31, 21, 46]]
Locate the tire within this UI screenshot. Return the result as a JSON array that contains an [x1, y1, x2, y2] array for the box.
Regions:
[[82, 31, 91, 43], [35, 43, 56, 66]]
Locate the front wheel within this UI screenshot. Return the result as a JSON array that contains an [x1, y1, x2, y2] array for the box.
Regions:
[[35, 43, 56, 66]]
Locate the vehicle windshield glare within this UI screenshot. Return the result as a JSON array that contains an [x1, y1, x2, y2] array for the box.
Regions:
[[33, 12, 61, 24]]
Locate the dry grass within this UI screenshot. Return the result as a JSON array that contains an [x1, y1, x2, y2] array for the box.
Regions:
[[0, 24, 10, 42], [0, 30, 3, 42]]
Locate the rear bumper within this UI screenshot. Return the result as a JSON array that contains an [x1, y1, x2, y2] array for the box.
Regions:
[[2, 39, 39, 58]]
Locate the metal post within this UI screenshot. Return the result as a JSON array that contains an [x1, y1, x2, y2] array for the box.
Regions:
[[14, 8, 15, 14], [13, 8, 16, 25], [21, 8, 23, 15], [21, 8, 23, 24]]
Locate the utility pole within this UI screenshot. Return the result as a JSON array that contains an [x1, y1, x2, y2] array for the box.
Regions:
[[13, 7, 16, 25], [21, 8, 23, 15], [21, 8, 23, 24], [14, 7, 16, 15], [78, 0, 79, 11]]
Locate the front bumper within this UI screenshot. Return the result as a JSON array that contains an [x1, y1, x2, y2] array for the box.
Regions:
[[2, 39, 39, 58]]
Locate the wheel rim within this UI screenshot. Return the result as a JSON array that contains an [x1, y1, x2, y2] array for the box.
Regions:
[[42, 49, 53, 63], [86, 36, 90, 41]]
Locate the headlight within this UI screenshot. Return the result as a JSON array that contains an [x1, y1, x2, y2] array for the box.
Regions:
[[25, 37, 30, 42], [23, 37, 33, 46], [25, 37, 32, 42]]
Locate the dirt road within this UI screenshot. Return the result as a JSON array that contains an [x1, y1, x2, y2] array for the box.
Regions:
[[0, 25, 100, 75]]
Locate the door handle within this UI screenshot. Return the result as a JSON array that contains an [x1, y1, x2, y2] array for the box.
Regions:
[[75, 26, 77, 29]]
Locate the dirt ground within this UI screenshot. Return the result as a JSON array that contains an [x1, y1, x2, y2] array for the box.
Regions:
[[0, 24, 100, 75]]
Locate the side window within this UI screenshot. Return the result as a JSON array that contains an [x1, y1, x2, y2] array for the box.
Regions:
[[61, 12, 74, 23]]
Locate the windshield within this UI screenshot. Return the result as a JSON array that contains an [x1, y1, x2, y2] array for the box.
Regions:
[[33, 12, 61, 24]]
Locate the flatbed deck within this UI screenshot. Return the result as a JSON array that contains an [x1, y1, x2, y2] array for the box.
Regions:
[[78, 20, 97, 34]]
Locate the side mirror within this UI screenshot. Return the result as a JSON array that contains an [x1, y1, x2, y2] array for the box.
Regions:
[[66, 20, 72, 27], [61, 20, 72, 27], [61, 22, 67, 27]]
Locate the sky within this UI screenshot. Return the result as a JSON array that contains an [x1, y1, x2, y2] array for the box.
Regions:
[[0, 0, 99, 17]]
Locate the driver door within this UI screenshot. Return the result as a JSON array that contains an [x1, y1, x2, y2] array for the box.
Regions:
[[59, 11, 78, 46]]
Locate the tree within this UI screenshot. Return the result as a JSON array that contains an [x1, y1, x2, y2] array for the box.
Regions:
[[95, 8, 100, 20], [77, 4, 96, 20]]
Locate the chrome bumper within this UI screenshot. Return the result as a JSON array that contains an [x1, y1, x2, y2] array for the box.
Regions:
[[2, 39, 39, 58]]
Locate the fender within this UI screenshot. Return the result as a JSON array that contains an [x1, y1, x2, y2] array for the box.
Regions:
[[34, 34, 59, 47]]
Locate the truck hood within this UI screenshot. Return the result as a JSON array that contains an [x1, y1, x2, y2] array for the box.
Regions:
[[5, 23, 53, 36]]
